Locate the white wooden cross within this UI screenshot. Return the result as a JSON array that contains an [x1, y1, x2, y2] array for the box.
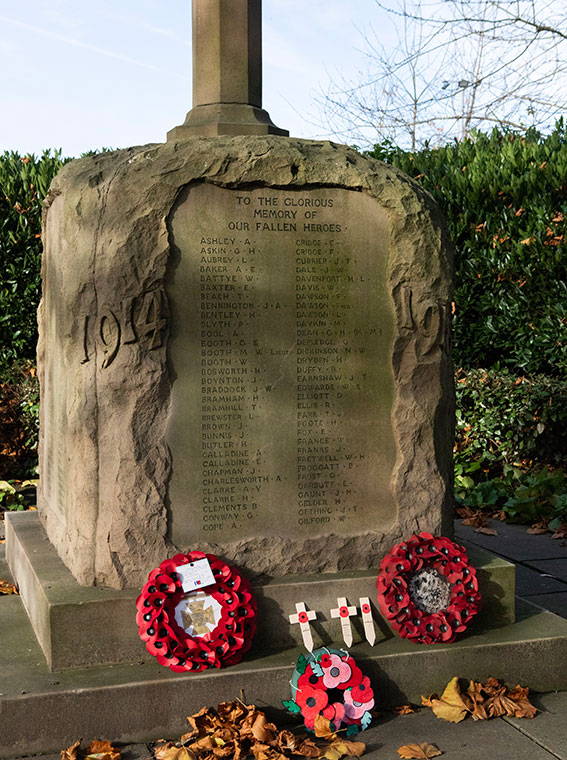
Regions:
[[330, 597, 357, 648], [359, 596, 376, 646], [289, 602, 317, 652]]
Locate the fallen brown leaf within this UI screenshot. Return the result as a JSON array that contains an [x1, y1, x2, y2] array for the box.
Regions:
[[313, 714, 337, 740], [293, 737, 320, 758], [251, 743, 286, 760], [397, 742, 442, 759], [481, 677, 506, 697], [486, 693, 519, 718], [322, 739, 365, 760], [507, 685, 538, 719], [474, 526, 498, 536], [422, 677, 469, 723], [464, 681, 488, 721], [85, 740, 121, 760], [252, 715, 277, 744], [391, 704, 416, 715], [462, 514, 487, 528], [0, 579, 18, 595], [527, 522, 549, 535], [61, 739, 81, 760], [154, 743, 197, 760]]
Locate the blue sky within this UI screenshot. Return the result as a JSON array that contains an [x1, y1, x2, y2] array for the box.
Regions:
[[0, 0, 388, 157]]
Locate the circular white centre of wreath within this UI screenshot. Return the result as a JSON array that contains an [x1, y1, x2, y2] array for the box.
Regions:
[[174, 591, 223, 637], [408, 569, 452, 614]]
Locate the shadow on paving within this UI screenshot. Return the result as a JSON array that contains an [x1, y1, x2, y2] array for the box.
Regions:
[[456, 519, 567, 619]]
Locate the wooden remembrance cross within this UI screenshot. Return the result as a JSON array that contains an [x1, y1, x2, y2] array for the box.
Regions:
[[168, 0, 288, 139]]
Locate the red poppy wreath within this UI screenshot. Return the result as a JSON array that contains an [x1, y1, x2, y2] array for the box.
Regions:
[[376, 532, 481, 645], [136, 551, 257, 672], [283, 649, 374, 734]]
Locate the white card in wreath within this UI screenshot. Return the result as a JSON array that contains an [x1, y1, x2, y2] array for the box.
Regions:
[[175, 558, 216, 592]]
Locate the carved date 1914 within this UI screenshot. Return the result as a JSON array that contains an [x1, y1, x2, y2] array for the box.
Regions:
[[81, 288, 167, 369]]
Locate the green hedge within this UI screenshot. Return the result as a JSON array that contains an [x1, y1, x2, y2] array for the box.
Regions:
[[368, 122, 567, 377], [454, 368, 567, 525], [0, 150, 70, 374], [455, 368, 567, 473]]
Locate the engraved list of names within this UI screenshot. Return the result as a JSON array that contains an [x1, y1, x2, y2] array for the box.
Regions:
[[167, 183, 397, 544]]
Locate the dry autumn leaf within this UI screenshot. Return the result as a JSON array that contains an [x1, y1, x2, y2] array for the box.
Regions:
[[391, 704, 416, 715], [397, 742, 442, 759], [85, 740, 121, 760], [527, 522, 549, 535], [474, 526, 498, 536], [251, 714, 276, 744], [486, 693, 519, 718], [507, 685, 538, 719], [313, 715, 337, 740], [293, 737, 320, 759], [322, 739, 366, 760], [154, 742, 197, 760], [464, 681, 488, 721], [0, 579, 18, 595], [461, 513, 487, 528], [422, 677, 469, 723], [61, 739, 81, 760]]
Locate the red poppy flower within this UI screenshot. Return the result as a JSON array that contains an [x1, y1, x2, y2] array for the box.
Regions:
[[376, 533, 481, 645], [296, 685, 329, 728], [298, 664, 325, 691], [322, 701, 345, 729], [350, 675, 373, 703], [320, 653, 332, 668], [344, 688, 375, 719]]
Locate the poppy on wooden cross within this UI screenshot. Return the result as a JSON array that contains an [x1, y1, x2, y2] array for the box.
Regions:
[[330, 597, 357, 648], [359, 596, 376, 646], [289, 602, 317, 652]]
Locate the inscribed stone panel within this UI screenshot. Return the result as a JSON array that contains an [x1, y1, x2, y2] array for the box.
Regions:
[[167, 183, 396, 544]]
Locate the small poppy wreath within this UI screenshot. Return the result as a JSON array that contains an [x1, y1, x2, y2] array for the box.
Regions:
[[136, 551, 257, 672], [376, 532, 481, 645], [283, 649, 374, 734]]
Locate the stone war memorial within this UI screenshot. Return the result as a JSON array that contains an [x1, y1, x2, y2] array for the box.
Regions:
[[2, 0, 567, 756]]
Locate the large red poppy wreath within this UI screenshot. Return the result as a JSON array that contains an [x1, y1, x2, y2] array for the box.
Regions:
[[136, 551, 257, 672], [376, 532, 481, 644], [284, 649, 374, 734]]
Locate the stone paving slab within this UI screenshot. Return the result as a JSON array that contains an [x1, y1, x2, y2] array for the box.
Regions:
[[505, 691, 567, 759], [5, 702, 566, 760], [362, 705, 564, 759], [0, 543, 14, 584], [524, 593, 567, 619], [525, 559, 567, 580], [514, 564, 567, 596], [455, 521, 567, 562]]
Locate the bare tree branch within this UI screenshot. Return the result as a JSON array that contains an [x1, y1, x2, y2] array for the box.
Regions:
[[316, 0, 567, 148]]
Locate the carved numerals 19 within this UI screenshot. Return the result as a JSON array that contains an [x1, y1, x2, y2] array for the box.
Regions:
[[400, 285, 447, 355], [81, 288, 168, 369]]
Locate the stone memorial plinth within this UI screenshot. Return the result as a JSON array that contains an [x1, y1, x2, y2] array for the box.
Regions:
[[4, 4, 567, 755], [35, 136, 453, 590]]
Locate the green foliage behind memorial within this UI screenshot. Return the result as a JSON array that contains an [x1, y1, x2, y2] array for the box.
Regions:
[[0, 150, 70, 374], [368, 120, 567, 377]]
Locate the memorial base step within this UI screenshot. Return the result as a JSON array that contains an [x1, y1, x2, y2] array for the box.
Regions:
[[6, 511, 515, 671], [1, 583, 567, 758]]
